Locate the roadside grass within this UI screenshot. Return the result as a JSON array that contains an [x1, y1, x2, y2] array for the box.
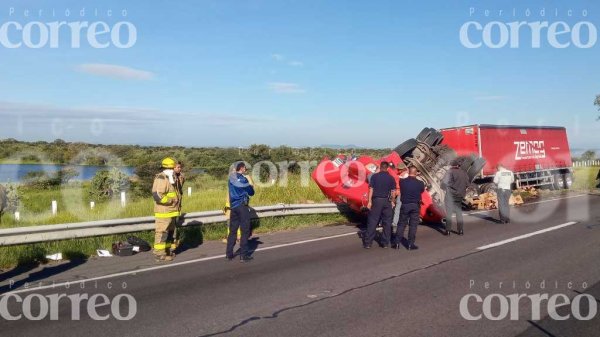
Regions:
[[572, 167, 599, 190], [0, 174, 329, 228], [0, 213, 348, 268], [0, 174, 343, 268]]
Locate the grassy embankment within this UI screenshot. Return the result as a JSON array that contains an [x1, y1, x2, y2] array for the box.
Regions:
[[0, 175, 348, 268]]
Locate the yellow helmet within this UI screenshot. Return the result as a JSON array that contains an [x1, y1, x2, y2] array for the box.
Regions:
[[161, 157, 176, 169]]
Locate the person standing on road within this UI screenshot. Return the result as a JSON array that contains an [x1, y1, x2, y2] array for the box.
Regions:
[[395, 167, 425, 250], [152, 157, 181, 262], [364, 161, 397, 249], [494, 163, 515, 224], [441, 160, 469, 236], [226, 162, 255, 262]]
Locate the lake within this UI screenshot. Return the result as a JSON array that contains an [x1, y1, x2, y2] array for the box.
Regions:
[[0, 164, 135, 183]]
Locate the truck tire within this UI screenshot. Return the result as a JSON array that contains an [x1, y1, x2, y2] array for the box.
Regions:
[[466, 157, 486, 182], [563, 173, 573, 189], [416, 128, 434, 142], [424, 131, 444, 147], [553, 173, 565, 190], [394, 138, 418, 158]]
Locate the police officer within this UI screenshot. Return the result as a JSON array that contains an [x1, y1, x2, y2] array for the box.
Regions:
[[226, 162, 255, 262], [363, 161, 397, 249], [494, 163, 515, 223], [395, 167, 425, 250], [441, 159, 469, 236]]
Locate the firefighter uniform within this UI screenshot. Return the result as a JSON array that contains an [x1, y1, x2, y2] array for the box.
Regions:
[[152, 158, 181, 261], [494, 165, 515, 223]]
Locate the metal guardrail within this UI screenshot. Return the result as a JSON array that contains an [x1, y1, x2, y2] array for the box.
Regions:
[[0, 203, 340, 246]]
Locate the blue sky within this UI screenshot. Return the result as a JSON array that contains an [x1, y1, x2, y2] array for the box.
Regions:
[[0, 0, 599, 149]]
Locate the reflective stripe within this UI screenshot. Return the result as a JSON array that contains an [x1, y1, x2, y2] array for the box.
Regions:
[[154, 243, 167, 250], [155, 211, 180, 218], [160, 196, 169, 203], [166, 192, 178, 198]]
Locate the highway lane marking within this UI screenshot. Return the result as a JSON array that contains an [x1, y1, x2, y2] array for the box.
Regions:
[[476, 221, 578, 250], [2, 194, 588, 296], [3, 232, 358, 296]]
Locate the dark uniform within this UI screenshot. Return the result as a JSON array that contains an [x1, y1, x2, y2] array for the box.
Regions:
[[396, 176, 425, 248], [364, 171, 396, 248], [441, 167, 469, 234]]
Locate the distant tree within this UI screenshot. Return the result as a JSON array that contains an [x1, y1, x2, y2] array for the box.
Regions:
[[581, 150, 596, 161], [595, 94, 600, 120], [88, 168, 130, 202], [131, 162, 161, 197], [0, 185, 6, 224]]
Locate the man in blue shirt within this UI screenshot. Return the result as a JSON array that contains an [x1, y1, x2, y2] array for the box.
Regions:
[[395, 167, 425, 250], [363, 161, 397, 249], [226, 162, 255, 262]]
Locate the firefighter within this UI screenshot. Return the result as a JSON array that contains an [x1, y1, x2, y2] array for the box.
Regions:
[[395, 167, 425, 250], [226, 162, 255, 262], [152, 157, 181, 262], [441, 159, 469, 236], [364, 161, 397, 249], [494, 163, 515, 223]]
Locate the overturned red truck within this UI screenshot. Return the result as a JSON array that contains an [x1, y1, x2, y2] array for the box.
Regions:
[[311, 124, 573, 224]]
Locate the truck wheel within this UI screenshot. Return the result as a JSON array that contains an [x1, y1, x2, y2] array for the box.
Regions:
[[416, 128, 434, 142], [394, 138, 418, 158], [466, 157, 486, 182], [563, 173, 573, 189], [553, 174, 565, 190]]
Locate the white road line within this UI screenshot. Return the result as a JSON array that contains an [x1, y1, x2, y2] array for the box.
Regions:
[[476, 221, 578, 250], [2, 232, 358, 295]]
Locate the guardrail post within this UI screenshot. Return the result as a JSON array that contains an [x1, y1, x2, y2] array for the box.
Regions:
[[51, 200, 57, 215]]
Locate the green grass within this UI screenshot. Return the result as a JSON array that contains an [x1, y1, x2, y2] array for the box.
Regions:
[[0, 174, 329, 228], [0, 174, 343, 268], [572, 167, 599, 190], [0, 213, 348, 268]]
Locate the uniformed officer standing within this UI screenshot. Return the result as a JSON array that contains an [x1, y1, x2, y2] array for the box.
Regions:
[[363, 161, 397, 249], [395, 167, 425, 250], [494, 163, 515, 223], [441, 160, 469, 236], [226, 162, 255, 262]]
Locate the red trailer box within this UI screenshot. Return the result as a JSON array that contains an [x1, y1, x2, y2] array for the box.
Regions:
[[440, 125, 573, 190]]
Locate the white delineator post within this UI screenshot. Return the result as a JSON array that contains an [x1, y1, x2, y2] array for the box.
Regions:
[[90, 201, 95, 209], [188, 186, 192, 196], [51, 200, 57, 215], [14, 211, 20, 221], [120, 191, 126, 208]]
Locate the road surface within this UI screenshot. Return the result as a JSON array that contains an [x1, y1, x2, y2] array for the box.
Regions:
[[1, 193, 599, 336]]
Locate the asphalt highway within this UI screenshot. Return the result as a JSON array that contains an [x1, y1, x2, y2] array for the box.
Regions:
[[1, 194, 599, 336]]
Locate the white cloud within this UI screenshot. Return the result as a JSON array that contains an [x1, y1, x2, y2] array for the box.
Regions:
[[0, 100, 273, 126], [76, 63, 155, 81], [267, 82, 306, 94], [288, 61, 304, 67]]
